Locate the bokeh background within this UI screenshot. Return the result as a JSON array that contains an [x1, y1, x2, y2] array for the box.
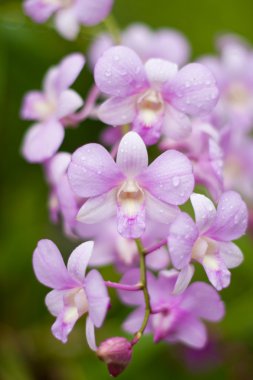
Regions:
[[1, 0, 253, 379]]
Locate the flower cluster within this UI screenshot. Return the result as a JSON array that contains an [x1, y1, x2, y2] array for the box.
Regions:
[[21, 2, 250, 377]]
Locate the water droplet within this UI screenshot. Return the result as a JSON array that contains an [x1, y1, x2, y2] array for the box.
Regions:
[[172, 177, 180, 187]]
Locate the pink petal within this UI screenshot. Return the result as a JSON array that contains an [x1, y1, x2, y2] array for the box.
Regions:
[[68, 144, 124, 198], [138, 150, 194, 205], [56, 89, 83, 119], [52, 306, 79, 343], [23, 0, 59, 23], [88, 240, 115, 267], [55, 8, 80, 40], [173, 265, 195, 294], [123, 307, 145, 334], [33, 240, 76, 289], [22, 120, 64, 163], [45, 152, 71, 185], [56, 53, 85, 92], [94, 46, 148, 97], [144, 59, 178, 87], [146, 247, 170, 271], [208, 191, 248, 241], [67, 241, 94, 282], [165, 63, 219, 116], [117, 202, 146, 239], [168, 212, 198, 269], [45, 289, 66, 316], [202, 253, 231, 290], [219, 242, 243, 269], [86, 316, 97, 351], [171, 314, 207, 349], [157, 270, 179, 294], [77, 190, 117, 224], [182, 282, 225, 321], [190, 193, 217, 234], [145, 192, 179, 224], [85, 270, 110, 328], [163, 105, 192, 140], [151, 29, 190, 66], [76, 0, 114, 26], [97, 95, 137, 126], [116, 132, 148, 177]]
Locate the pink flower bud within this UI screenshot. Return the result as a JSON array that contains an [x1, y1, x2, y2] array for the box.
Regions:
[[97, 337, 132, 377]]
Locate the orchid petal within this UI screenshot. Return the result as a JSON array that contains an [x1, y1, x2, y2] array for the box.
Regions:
[[68, 144, 123, 197], [56, 89, 83, 119], [97, 95, 137, 126], [33, 240, 75, 289], [22, 120, 64, 163], [145, 192, 179, 224], [208, 191, 248, 241], [168, 212, 198, 269], [166, 63, 219, 116], [86, 270, 110, 328], [190, 193, 217, 234], [182, 282, 225, 321], [138, 150, 194, 205], [76, 0, 114, 26], [219, 242, 243, 269], [116, 132, 148, 177], [94, 46, 148, 97], [67, 241, 94, 282], [55, 8, 80, 40], [173, 265, 195, 294], [86, 316, 97, 351], [77, 190, 117, 224], [56, 53, 85, 92], [202, 253, 231, 290], [163, 105, 192, 140], [144, 59, 178, 87]]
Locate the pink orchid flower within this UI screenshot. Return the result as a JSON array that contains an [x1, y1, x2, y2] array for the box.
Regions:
[[94, 46, 219, 145], [168, 191, 248, 291], [33, 239, 110, 350], [24, 0, 114, 40], [21, 53, 85, 162], [68, 131, 195, 239], [118, 269, 225, 349]]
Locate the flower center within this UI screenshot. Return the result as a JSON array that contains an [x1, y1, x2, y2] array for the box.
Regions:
[[34, 99, 57, 121], [137, 90, 164, 127], [192, 236, 217, 261], [117, 180, 145, 217], [65, 288, 89, 316], [226, 82, 251, 109]]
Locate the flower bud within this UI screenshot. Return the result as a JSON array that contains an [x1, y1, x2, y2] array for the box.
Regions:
[[97, 337, 133, 377]]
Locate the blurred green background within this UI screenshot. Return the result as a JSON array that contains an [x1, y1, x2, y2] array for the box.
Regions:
[[1, 0, 253, 379]]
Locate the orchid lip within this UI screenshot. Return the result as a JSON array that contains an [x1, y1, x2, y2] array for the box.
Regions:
[[192, 236, 217, 261], [137, 89, 164, 127], [117, 179, 145, 218]]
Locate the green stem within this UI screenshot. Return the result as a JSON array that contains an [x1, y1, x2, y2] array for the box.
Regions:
[[133, 239, 151, 344], [103, 14, 121, 44]]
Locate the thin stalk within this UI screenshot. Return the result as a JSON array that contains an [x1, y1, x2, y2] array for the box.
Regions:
[[105, 281, 143, 292], [132, 239, 152, 345], [103, 14, 121, 44]]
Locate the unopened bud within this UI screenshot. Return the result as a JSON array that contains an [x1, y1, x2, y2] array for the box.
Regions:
[[97, 337, 132, 377]]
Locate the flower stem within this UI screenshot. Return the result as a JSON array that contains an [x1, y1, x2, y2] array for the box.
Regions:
[[143, 238, 167, 256], [103, 14, 121, 44], [105, 281, 143, 292], [132, 239, 151, 345]]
